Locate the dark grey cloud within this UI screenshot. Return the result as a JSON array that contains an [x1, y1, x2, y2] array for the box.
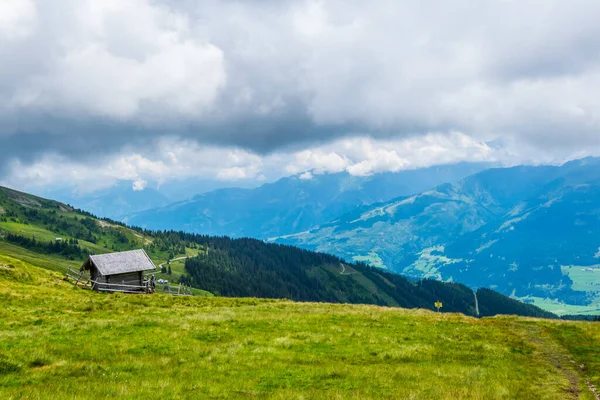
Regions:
[[2, 0, 600, 176]]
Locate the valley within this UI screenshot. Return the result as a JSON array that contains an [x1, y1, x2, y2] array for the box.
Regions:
[[274, 158, 600, 315]]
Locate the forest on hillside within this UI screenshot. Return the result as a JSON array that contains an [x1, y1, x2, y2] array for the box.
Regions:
[[181, 236, 556, 319]]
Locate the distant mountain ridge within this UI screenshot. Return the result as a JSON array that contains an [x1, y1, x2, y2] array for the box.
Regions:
[[35, 178, 263, 221], [124, 162, 493, 238], [43, 181, 170, 220], [274, 157, 600, 311]]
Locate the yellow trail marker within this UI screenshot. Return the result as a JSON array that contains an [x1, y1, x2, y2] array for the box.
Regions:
[[434, 301, 443, 312]]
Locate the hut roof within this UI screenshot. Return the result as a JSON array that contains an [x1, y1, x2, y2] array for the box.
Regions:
[[84, 249, 156, 276]]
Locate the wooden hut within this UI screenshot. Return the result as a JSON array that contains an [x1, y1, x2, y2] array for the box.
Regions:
[[80, 249, 156, 292]]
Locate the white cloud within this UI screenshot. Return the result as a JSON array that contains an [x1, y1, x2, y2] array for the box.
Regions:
[[0, 138, 263, 193], [216, 167, 252, 181], [285, 150, 350, 175], [4, 0, 226, 119], [4, 0, 600, 186], [346, 151, 408, 176], [283, 132, 497, 177], [298, 171, 314, 180], [3, 0, 600, 148], [0, 131, 558, 195], [166, 152, 178, 165], [0, 0, 37, 40], [132, 179, 147, 191]]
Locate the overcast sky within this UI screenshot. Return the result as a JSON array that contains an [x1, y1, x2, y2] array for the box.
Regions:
[[2, 0, 600, 193]]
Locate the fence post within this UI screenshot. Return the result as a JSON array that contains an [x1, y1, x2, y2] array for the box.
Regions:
[[74, 271, 82, 286]]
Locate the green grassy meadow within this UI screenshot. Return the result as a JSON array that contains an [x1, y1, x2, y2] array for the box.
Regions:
[[2, 255, 600, 399], [516, 266, 600, 317], [523, 296, 600, 317], [562, 265, 600, 292]]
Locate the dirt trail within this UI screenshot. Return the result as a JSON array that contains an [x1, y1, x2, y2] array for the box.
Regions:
[[512, 323, 598, 399], [158, 256, 190, 270], [339, 263, 357, 276], [583, 372, 600, 399]]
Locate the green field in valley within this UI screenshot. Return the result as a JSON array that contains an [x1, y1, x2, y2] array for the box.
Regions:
[[523, 296, 600, 317], [562, 266, 600, 292], [520, 266, 600, 316], [1, 254, 600, 399]]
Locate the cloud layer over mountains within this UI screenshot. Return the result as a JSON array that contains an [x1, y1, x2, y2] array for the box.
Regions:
[[2, 0, 600, 191]]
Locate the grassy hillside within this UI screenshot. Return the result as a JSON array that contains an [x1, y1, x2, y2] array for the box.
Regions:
[[1, 256, 600, 399], [0, 185, 556, 318], [0, 186, 193, 273]]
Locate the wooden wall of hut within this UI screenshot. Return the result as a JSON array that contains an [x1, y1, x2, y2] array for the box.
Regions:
[[105, 271, 143, 286]]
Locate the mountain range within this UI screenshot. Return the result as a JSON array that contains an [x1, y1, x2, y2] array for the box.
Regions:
[[124, 162, 492, 238], [273, 158, 600, 311], [12, 157, 600, 314], [42, 181, 171, 220], [38, 178, 262, 220]]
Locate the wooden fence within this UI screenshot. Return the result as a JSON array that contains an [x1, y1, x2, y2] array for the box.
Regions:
[[160, 283, 193, 296], [65, 268, 192, 296]]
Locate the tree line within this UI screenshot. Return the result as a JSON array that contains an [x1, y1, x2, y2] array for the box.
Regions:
[[5, 233, 89, 260], [180, 235, 557, 318]]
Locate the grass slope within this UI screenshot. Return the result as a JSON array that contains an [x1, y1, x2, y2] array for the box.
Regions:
[[0, 186, 192, 277], [1, 257, 600, 399]]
